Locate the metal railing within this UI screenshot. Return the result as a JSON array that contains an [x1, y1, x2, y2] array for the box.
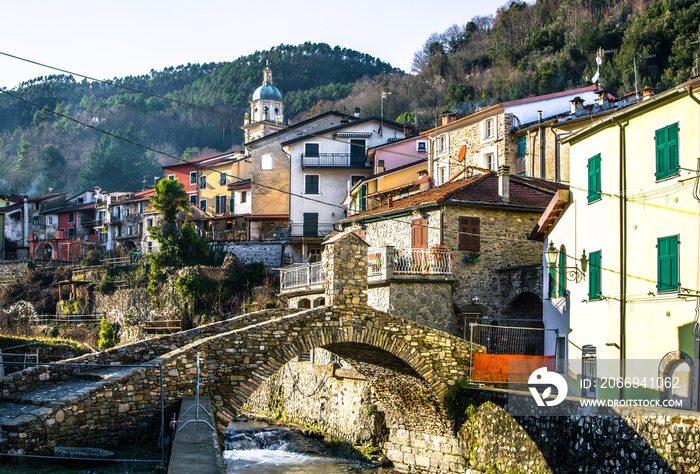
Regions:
[[392, 248, 453, 275], [32, 314, 104, 325], [279, 261, 326, 292], [301, 153, 367, 168], [367, 249, 383, 277], [468, 323, 557, 383], [289, 223, 335, 238]]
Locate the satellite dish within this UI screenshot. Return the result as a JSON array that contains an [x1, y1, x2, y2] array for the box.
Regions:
[[596, 55, 603, 66], [458, 145, 467, 162], [591, 70, 600, 84]]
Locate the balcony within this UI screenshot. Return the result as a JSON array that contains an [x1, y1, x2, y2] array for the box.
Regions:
[[368, 246, 453, 281], [289, 223, 335, 238], [301, 153, 369, 169], [279, 261, 326, 294]]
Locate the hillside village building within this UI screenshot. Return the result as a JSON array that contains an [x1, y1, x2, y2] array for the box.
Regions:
[[532, 77, 700, 409]]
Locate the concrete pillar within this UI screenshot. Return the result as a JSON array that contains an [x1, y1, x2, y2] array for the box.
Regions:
[[382, 245, 395, 281], [323, 231, 369, 309]]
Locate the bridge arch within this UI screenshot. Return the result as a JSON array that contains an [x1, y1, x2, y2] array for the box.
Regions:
[[163, 305, 474, 412]]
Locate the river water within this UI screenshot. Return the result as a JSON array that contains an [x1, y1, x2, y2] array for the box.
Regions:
[[223, 420, 396, 474]]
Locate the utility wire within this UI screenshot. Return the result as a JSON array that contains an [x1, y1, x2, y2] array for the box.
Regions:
[[0, 50, 428, 162], [0, 88, 346, 211]]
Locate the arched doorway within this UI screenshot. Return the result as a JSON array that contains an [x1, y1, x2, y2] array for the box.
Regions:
[[502, 292, 544, 329], [659, 351, 694, 409], [34, 243, 53, 263]]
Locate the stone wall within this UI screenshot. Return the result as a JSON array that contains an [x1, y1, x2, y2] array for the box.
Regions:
[[0, 261, 29, 281], [209, 240, 285, 268], [368, 279, 456, 336], [92, 288, 153, 321], [245, 360, 380, 444], [458, 388, 700, 473]]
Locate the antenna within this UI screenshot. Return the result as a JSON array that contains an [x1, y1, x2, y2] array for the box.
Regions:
[[587, 47, 617, 85], [634, 54, 656, 99]]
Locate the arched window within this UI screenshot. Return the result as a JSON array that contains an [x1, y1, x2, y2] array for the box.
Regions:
[[558, 246, 567, 297], [297, 298, 311, 309]]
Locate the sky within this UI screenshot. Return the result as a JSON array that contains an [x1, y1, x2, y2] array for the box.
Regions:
[[0, 0, 509, 90]]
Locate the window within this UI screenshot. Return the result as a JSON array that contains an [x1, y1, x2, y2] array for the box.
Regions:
[[200, 199, 207, 212], [188, 194, 196, 205], [657, 235, 679, 293], [557, 246, 567, 297], [147, 219, 153, 229], [437, 165, 448, 185], [417, 140, 427, 153], [587, 154, 601, 203], [219, 172, 227, 186], [33, 216, 39, 225], [261, 153, 274, 170], [549, 260, 557, 299], [436, 134, 448, 155], [47, 216, 53, 225], [588, 250, 602, 300], [655, 123, 679, 180], [199, 175, 207, 189], [484, 152, 496, 171], [240, 191, 247, 203], [411, 218, 428, 249], [216, 195, 227, 214], [128, 226, 133, 236], [516, 136, 527, 156], [482, 118, 496, 141], [351, 176, 363, 187], [168, 174, 175, 180], [305, 175, 319, 194], [68, 228, 75, 238], [68, 212, 75, 223], [190, 171, 197, 184], [458, 217, 480, 251], [304, 143, 319, 157], [581, 345, 597, 399]]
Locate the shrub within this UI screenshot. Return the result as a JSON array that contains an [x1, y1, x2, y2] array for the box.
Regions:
[[98, 318, 116, 350]]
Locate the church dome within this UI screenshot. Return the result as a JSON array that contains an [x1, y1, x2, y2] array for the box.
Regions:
[[252, 84, 283, 101]]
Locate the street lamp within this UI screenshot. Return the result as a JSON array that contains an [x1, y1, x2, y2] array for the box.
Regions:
[[546, 241, 587, 283]]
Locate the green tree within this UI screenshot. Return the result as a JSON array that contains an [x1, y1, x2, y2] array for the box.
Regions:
[[147, 179, 209, 294]]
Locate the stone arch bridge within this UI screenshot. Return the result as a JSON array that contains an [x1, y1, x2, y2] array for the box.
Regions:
[[0, 305, 477, 466]]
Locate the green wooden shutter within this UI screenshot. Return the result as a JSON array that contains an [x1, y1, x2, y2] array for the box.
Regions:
[[558, 248, 567, 297], [549, 261, 557, 298], [655, 127, 667, 178], [589, 250, 601, 300], [587, 154, 601, 203], [230, 197, 235, 214], [658, 235, 679, 292], [215, 197, 220, 213], [667, 123, 679, 176]]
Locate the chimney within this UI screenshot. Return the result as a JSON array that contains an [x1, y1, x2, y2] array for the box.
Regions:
[[377, 160, 385, 173], [570, 97, 585, 115], [354, 107, 361, 118], [418, 169, 431, 192], [537, 110, 543, 123], [642, 86, 655, 100], [404, 123, 411, 138], [597, 89, 610, 107], [340, 115, 349, 124], [441, 112, 457, 126], [498, 165, 510, 203]]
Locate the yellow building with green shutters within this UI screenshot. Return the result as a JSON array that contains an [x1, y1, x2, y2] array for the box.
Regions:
[[535, 78, 700, 409]]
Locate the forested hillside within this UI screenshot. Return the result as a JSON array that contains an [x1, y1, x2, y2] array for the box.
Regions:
[[0, 0, 698, 197], [0, 43, 396, 195]]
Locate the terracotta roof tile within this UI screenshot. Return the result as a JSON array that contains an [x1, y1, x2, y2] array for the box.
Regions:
[[344, 173, 564, 221]]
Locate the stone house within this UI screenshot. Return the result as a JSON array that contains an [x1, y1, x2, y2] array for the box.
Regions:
[[337, 166, 564, 339], [424, 85, 599, 185], [0, 193, 66, 259]]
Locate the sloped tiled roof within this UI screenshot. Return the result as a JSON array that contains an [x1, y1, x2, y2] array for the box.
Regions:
[[342, 173, 566, 223], [116, 189, 154, 205]]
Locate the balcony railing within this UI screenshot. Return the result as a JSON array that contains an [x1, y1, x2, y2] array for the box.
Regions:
[[289, 223, 335, 238], [368, 247, 453, 279], [301, 153, 368, 169], [279, 261, 326, 292], [393, 247, 453, 275]]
